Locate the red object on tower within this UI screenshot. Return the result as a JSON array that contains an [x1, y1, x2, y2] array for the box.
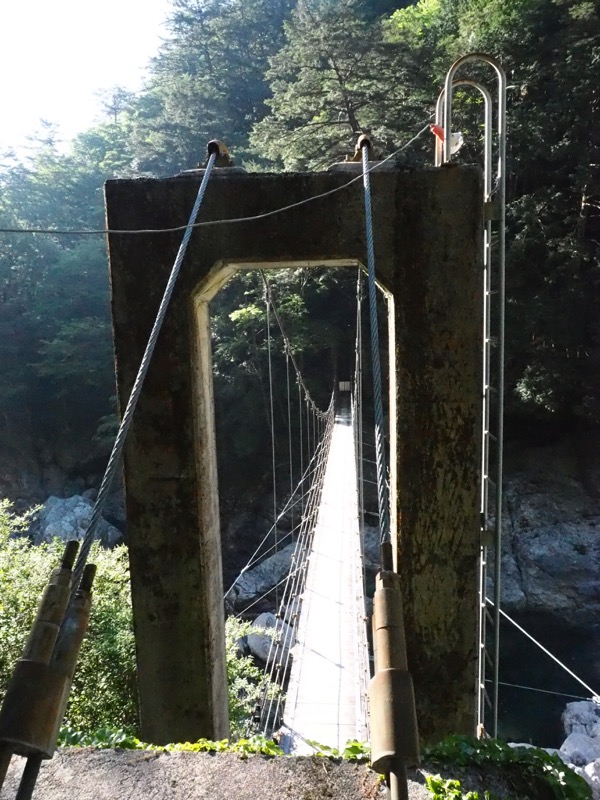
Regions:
[[430, 123, 445, 142]]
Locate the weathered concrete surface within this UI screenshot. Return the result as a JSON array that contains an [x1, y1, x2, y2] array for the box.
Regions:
[[0, 751, 386, 800], [394, 166, 482, 741], [0, 750, 523, 800], [105, 164, 482, 744]]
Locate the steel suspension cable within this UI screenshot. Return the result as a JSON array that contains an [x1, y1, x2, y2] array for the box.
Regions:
[[224, 492, 311, 599], [260, 272, 327, 421], [265, 287, 279, 607], [286, 354, 295, 543], [265, 412, 334, 733], [259, 401, 336, 732], [0, 123, 433, 238], [307, 406, 311, 462], [299, 382, 304, 517], [258, 399, 335, 696], [265, 408, 335, 731], [360, 140, 390, 545], [487, 598, 600, 699], [354, 269, 365, 531], [66, 150, 218, 602], [256, 411, 332, 712], [224, 442, 323, 599]]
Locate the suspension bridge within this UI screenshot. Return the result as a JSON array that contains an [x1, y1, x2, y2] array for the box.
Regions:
[[1, 52, 599, 800], [280, 402, 370, 753]]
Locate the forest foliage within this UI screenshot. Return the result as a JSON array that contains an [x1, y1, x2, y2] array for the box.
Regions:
[[0, 500, 270, 737], [0, 0, 598, 485]]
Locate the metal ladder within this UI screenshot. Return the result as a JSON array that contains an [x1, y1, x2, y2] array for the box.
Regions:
[[435, 54, 507, 738]]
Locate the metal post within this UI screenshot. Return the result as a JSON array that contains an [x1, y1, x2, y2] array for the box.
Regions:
[[388, 764, 409, 800], [0, 745, 13, 792], [15, 756, 42, 800]]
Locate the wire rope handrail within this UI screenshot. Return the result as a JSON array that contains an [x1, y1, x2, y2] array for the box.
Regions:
[[0, 123, 433, 237], [257, 402, 336, 733], [486, 598, 600, 701], [360, 137, 390, 546], [223, 439, 324, 599]]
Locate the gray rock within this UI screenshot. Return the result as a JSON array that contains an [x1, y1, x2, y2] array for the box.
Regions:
[[247, 612, 294, 668], [562, 701, 600, 738], [584, 760, 600, 800], [28, 495, 122, 547], [490, 464, 600, 624], [232, 544, 295, 608], [559, 732, 600, 767]]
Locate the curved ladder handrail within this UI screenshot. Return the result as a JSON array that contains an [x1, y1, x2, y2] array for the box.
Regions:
[[438, 54, 507, 740]]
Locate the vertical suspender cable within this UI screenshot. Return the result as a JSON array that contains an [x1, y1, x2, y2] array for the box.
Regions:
[[286, 352, 295, 542], [67, 148, 218, 601], [360, 139, 390, 544], [299, 383, 304, 517], [355, 270, 365, 532], [306, 399, 311, 463], [265, 288, 279, 608]]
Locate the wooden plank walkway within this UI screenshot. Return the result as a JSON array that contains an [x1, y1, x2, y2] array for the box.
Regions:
[[282, 407, 370, 753]]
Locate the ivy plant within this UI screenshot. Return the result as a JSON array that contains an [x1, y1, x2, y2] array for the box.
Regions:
[[425, 736, 591, 800]]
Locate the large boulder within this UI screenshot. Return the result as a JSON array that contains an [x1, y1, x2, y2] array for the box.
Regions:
[[560, 732, 600, 767], [231, 544, 295, 610], [584, 760, 600, 800], [557, 701, 600, 798], [247, 612, 294, 669], [489, 452, 600, 624], [28, 495, 122, 547], [563, 701, 600, 738]]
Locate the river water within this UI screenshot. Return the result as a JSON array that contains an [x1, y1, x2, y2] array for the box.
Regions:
[[496, 611, 600, 747]]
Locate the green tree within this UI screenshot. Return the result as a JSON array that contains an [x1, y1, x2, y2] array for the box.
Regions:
[[251, 0, 398, 170], [125, 0, 296, 174]]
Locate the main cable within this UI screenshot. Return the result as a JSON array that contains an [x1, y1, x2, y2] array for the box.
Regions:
[[260, 272, 326, 419], [0, 123, 432, 237], [360, 139, 390, 544], [67, 150, 218, 600]]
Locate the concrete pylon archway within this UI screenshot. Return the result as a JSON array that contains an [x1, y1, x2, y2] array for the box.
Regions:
[[105, 165, 482, 745]]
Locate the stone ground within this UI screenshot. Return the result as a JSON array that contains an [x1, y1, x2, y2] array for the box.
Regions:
[[0, 750, 521, 800]]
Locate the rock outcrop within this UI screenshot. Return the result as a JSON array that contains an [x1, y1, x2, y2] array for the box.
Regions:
[[247, 612, 293, 669], [229, 544, 295, 611], [27, 495, 122, 547], [557, 701, 600, 798], [492, 441, 600, 625]]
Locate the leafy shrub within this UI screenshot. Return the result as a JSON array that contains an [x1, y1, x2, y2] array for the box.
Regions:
[[224, 616, 282, 738], [0, 501, 276, 739], [57, 727, 284, 756], [425, 736, 591, 800], [0, 500, 137, 731], [426, 774, 493, 800], [305, 738, 371, 761]]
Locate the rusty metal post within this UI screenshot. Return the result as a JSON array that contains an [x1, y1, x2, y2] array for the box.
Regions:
[[14, 756, 42, 800], [0, 544, 96, 799], [370, 543, 419, 800], [0, 745, 12, 791]]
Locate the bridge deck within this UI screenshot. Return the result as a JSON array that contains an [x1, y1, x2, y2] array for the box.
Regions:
[[282, 407, 370, 753]]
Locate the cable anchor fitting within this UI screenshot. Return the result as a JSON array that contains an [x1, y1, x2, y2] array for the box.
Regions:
[[345, 132, 373, 162], [0, 542, 97, 799], [203, 140, 233, 168]]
